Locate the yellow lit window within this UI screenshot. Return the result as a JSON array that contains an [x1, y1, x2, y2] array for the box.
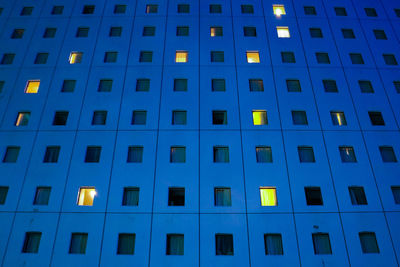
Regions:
[[15, 112, 30, 126], [175, 51, 188, 63], [273, 5, 286, 17], [260, 187, 277, 206], [77, 187, 96, 206], [253, 110, 267, 125], [25, 80, 40, 94], [277, 26, 290, 38], [246, 51, 260, 63], [69, 52, 83, 64]]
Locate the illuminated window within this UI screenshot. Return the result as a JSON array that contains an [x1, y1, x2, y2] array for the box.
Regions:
[[210, 26, 223, 37], [260, 187, 277, 206], [339, 146, 357, 162], [25, 80, 40, 94], [273, 5, 286, 17], [69, 52, 82, 64], [246, 51, 260, 63], [277, 26, 290, 38], [69, 233, 88, 254], [330, 111, 347, 126], [77, 187, 96, 206], [253, 110, 267, 125], [175, 51, 188, 63], [146, 4, 158, 14], [16, 112, 30, 126]]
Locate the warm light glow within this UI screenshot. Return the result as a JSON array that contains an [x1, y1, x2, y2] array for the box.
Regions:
[[277, 26, 290, 38], [336, 113, 343, 125], [260, 187, 277, 206], [210, 27, 220, 37], [175, 51, 188, 63], [78, 187, 96, 206], [69, 52, 82, 64], [247, 51, 260, 63], [25, 80, 40, 94], [15, 112, 30, 126], [273, 5, 286, 17], [253, 110, 267, 125]]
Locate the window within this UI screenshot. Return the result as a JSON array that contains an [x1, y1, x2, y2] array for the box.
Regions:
[[76, 27, 89, 37], [358, 80, 374, 93], [316, 52, 330, 64], [247, 51, 260, 63], [210, 26, 223, 37], [69, 52, 82, 64], [21, 7, 34, 16], [33, 187, 51, 205], [334, 7, 347, 16], [25, 80, 40, 94], [122, 187, 139, 206], [53, 111, 68, 126], [22, 232, 41, 253], [312, 233, 332, 254], [309, 28, 323, 38], [209, 4, 222, 14], [349, 53, 364, 64], [331, 111, 347, 126], [136, 79, 150, 92], [211, 51, 224, 62], [243, 26, 256, 37], [98, 79, 113, 92], [85, 146, 101, 163], [249, 79, 264, 92], [117, 234, 135, 255], [286, 79, 301, 92], [177, 4, 190, 13], [43, 28, 57, 38], [15, 112, 30, 126], [365, 8, 377, 17], [339, 146, 357, 162], [215, 234, 233, 255], [11, 29, 24, 39], [292, 110, 308, 125], [256, 146, 272, 163], [92, 111, 107, 125], [212, 110, 227, 125], [253, 110, 267, 125], [241, 5, 254, 14], [260, 187, 277, 206], [131, 110, 147, 125], [51, 6, 64, 15], [373, 29, 387, 40], [69, 233, 88, 254], [175, 51, 188, 63], [394, 81, 400, 93], [109, 27, 122, 37], [146, 4, 158, 14], [34, 53, 49, 64], [323, 79, 338, 93], [172, 110, 187, 125], [342, 28, 355, 39], [0, 186, 9, 205], [359, 232, 380, 253], [383, 54, 398, 65], [214, 146, 229, 163], [3, 146, 20, 163], [212, 79, 226, 92], [167, 234, 184, 255], [214, 187, 231, 206], [0, 80, 4, 93], [273, 5, 286, 17], [281, 52, 295, 63], [114, 4, 126, 14], [168, 187, 185, 206], [277, 27, 290, 38], [368, 111, 385, 126], [264, 234, 283, 255], [379, 146, 397, 162], [142, 26, 155, 36], [82, 5, 95, 14], [170, 146, 186, 163], [305, 187, 323, 205], [1, 53, 15, 65], [392, 186, 400, 204], [43, 146, 60, 163], [127, 146, 143, 163], [139, 51, 153, 62], [395, 9, 400, 18], [104, 51, 117, 63], [174, 79, 188, 91], [304, 6, 316, 15], [349, 186, 367, 205], [176, 26, 189, 36], [298, 146, 315, 163], [77, 187, 96, 206]]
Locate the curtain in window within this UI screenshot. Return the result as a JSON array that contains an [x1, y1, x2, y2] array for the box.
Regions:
[[256, 147, 272, 162], [215, 234, 233, 255], [118, 234, 135, 254], [123, 188, 139, 206], [264, 234, 283, 255], [70, 233, 88, 254], [127, 147, 143, 163], [214, 147, 229, 162], [215, 188, 231, 206], [167, 235, 184, 255], [35, 188, 50, 205], [44, 147, 60, 162], [171, 147, 185, 162], [23, 232, 41, 253]]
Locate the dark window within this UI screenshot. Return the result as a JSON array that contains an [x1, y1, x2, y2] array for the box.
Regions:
[[92, 111, 107, 125], [298, 146, 315, 163], [136, 79, 150, 91], [0, 186, 9, 205], [214, 187, 231, 206], [392, 186, 400, 204], [241, 5, 254, 14], [359, 232, 380, 253], [51, 6, 64, 15], [394, 81, 400, 93], [256, 146, 272, 163], [174, 79, 188, 91], [53, 111, 68, 126], [131, 110, 147, 125], [213, 146, 229, 163], [114, 4, 127, 14], [211, 51, 224, 62], [316, 52, 330, 64], [305, 187, 323, 205], [33, 187, 51, 205], [22, 232, 41, 253], [395, 9, 400, 17], [209, 4, 222, 14], [364, 8, 377, 17], [82, 5, 95, 14], [379, 146, 397, 162], [85, 146, 101, 163], [166, 234, 184, 255], [143, 26, 155, 36], [139, 51, 153, 62], [0, 80, 4, 93], [286, 79, 301, 92], [334, 7, 347, 16], [122, 187, 139, 206], [109, 27, 122, 37], [146, 4, 158, 14], [1, 53, 15, 65], [43, 146, 60, 163], [342, 28, 355, 39], [309, 28, 323, 38], [104, 51, 117, 63], [11, 29, 25, 39], [76, 27, 89, 38], [98, 79, 113, 92], [243, 26, 257, 37], [215, 234, 234, 255], [264, 234, 283, 255], [177, 4, 190, 13], [170, 146, 186, 163], [349, 53, 364, 64], [176, 26, 189, 36], [43, 28, 57, 38], [339, 146, 357, 162], [331, 111, 347, 126], [373, 29, 387, 40], [69, 233, 88, 254], [368, 111, 385, 126], [292, 110, 308, 125], [281, 52, 295, 63], [172, 110, 187, 125], [127, 146, 143, 163], [61, 80, 76, 92], [3, 146, 20, 163], [34, 53, 49, 64], [358, 80, 374, 93], [383, 54, 398, 65], [312, 233, 332, 254], [20, 7, 34, 16], [168, 187, 185, 206], [323, 79, 338, 93], [117, 234, 135, 255], [212, 110, 227, 125], [304, 6, 317, 15], [249, 79, 264, 92], [212, 79, 226, 92], [349, 186, 367, 205]]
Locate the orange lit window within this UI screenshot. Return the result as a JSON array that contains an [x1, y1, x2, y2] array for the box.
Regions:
[[25, 80, 40, 94], [247, 51, 260, 63], [175, 51, 188, 63], [69, 52, 83, 64], [77, 187, 96, 206]]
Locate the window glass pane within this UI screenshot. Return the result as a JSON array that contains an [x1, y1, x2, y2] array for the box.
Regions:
[[316, 52, 330, 64], [393, 81, 400, 93], [139, 51, 153, 62], [77, 187, 96, 206], [122, 187, 139, 206], [210, 26, 223, 37], [53, 111, 68, 126], [335, 7, 347, 16], [214, 188, 231, 206], [172, 110, 187, 125], [212, 79, 226, 91], [177, 4, 190, 13], [118, 234, 135, 254], [127, 146, 143, 163], [146, 5, 158, 14], [104, 51, 118, 63], [176, 26, 189, 36], [253, 110, 267, 125], [170, 146, 186, 163], [76, 27, 89, 37], [0, 186, 9, 205], [249, 79, 264, 92], [373, 29, 387, 40], [330, 111, 347, 126], [212, 111, 227, 125], [305, 187, 323, 205], [85, 146, 101, 162], [43, 146, 60, 163], [359, 232, 380, 253], [243, 26, 256, 37], [215, 234, 234, 255], [298, 146, 315, 162], [11, 29, 25, 39], [109, 27, 122, 37], [1, 53, 15, 65], [365, 8, 377, 17], [292, 111, 308, 125], [277, 27, 290, 38], [143, 26, 155, 36], [348, 186, 367, 205], [61, 80, 76, 92], [349, 53, 364, 64], [69, 52, 83, 64], [211, 51, 224, 62], [136, 79, 150, 91], [98, 79, 113, 92], [114, 5, 126, 14], [25, 80, 40, 94], [256, 146, 272, 163], [247, 51, 260, 63], [69, 233, 88, 254], [264, 234, 283, 255], [44, 28, 57, 38], [358, 80, 374, 93], [214, 147, 229, 162], [209, 4, 222, 14], [3, 146, 20, 163], [391, 186, 400, 204], [167, 234, 184, 255], [379, 146, 397, 162], [312, 233, 332, 254], [281, 52, 295, 63], [260, 188, 277, 206], [175, 51, 188, 63], [309, 28, 323, 38], [22, 232, 41, 253], [168, 188, 185, 206], [131, 111, 147, 125], [34, 53, 48, 64], [174, 79, 187, 91], [92, 111, 107, 125], [368, 111, 385, 126], [241, 5, 254, 14], [339, 146, 357, 162], [342, 28, 355, 39], [15, 112, 30, 126], [323, 79, 338, 92], [304, 6, 316, 15], [34, 187, 51, 205], [273, 5, 286, 17], [383, 54, 398, 65]]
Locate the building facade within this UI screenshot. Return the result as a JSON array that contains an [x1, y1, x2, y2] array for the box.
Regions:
[[0, 0, 400, 266]]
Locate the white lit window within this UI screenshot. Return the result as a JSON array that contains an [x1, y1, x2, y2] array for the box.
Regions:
[[175, 51, 188, 63], [25, 80, 40, 94], [273, 5, 286, 17], [77, 187, 96, 206], [277, 26, 290, 38], [246, 51, 260, 63]]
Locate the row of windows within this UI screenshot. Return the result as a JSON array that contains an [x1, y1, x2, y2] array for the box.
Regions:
[[18, 230, 382, 256], [1, 185, 400, 207], [2, 144, 398, 164]]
